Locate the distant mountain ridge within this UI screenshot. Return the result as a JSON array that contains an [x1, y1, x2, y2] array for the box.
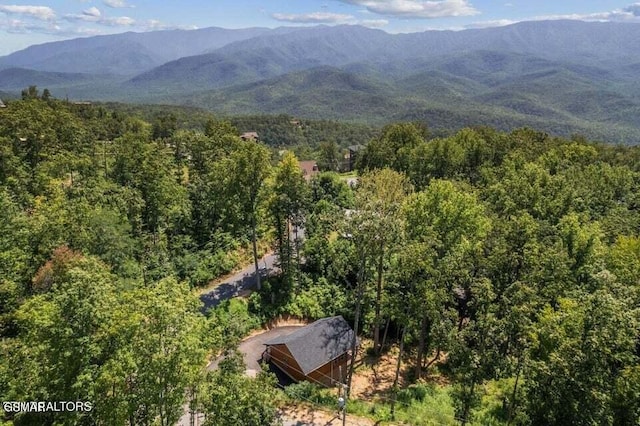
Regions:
[[0, 27, 276, 75], [127, 21, 640, 91], [1, 21, 640, 143]]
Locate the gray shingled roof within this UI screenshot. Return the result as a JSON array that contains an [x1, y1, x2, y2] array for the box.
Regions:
[[265, 316, 356, 375]]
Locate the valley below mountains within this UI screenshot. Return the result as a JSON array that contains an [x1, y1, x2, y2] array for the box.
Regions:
[[2, 20, 640, 143]]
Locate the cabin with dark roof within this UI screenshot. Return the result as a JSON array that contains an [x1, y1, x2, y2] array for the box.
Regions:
[[263, 316, 356, 387]]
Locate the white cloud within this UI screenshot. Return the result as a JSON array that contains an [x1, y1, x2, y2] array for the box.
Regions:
[[272, 12, 354, 23], [144, 19, 166, 30], [63, 13, 95, 22], [271, 10, 390, 27], [465, 2, 640, 29], [82, 7, 101, 18], [65, 27, 104, 36], [0, 3, 195, 41], [463, 19, 516, 29], [0, 17, 63, 34], [102, 16, 134, 26], [623, 2, 640, 16], [64, 11, 135, 27], [0, 5, 55, 20], [103, 0, 134, 8], [534, 12, 624, 22], [337, 0, 479, 19], [140, 19, 198, 31]]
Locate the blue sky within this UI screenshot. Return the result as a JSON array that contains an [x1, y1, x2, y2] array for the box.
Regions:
[[1, 1, 639, 54]]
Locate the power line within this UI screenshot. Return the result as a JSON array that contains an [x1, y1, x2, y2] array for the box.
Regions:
[[265, 344, 465, 423], [277, 381, 459, 426], [264, 344, 352, 424], [275, 382, 368, 426]]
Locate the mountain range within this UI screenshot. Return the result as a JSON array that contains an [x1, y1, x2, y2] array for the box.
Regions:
[[1, 21, 640, 144]]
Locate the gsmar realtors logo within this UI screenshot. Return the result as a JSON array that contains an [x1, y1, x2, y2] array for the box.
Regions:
[[3, 401, 93, 413]]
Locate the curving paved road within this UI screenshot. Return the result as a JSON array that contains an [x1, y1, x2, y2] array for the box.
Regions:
[[199, 253, 277, 312], [199, 224, 304, 312]]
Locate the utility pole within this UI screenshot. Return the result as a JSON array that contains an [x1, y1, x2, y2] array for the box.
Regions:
[[338, 383, 347, 426], [337, 366, 347, 426]]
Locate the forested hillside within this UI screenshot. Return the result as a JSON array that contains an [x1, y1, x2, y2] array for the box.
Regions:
[[0, 96, 639, 425], [0, 94, 284, 425], [267, 123, 640, 424]]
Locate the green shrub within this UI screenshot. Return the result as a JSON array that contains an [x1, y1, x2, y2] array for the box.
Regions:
[[284, 278, 348, 320], [207, 298, 261, 349], [284, 381, 335, 406], [397, 383, 430, 405], [249, 275, 348, 321]]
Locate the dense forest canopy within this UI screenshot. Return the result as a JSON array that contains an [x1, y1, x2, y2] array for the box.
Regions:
[[0, 94, 639, 425], [85, 103, 379, 152]]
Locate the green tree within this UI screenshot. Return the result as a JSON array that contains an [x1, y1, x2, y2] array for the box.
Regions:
[[357, 123, 424, 172], [152, 112, 178, 140], [309, 172, 354, 209], [485, 159, 573, 223], [607, 236, 640, 306], [200, 351, 280, 426], [407, 136, 464, 188], [96, 278, 207, 426], [317, 140, 341, 172], [525, 293, 639, 425], [178, 130, 234, 245], [612, 366, 640, 426], [355, 168, 411, 353], [112, 132, 190, 241], [41, 88, 51, 101], [6, 249, 118, 425], [269, 152, 310, 288], [450, 278, 500, 426], [225, 139, 272, 290], [21, 85, 39, 100], [403, 179, 490, 379]]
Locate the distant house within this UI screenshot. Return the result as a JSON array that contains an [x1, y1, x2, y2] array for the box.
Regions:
[[240, 131, 259, 141], [263, 316, 357, 387], [343, 145, 363, 172], [0, 99, 6, 108], [299, 160, 319, 181]]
